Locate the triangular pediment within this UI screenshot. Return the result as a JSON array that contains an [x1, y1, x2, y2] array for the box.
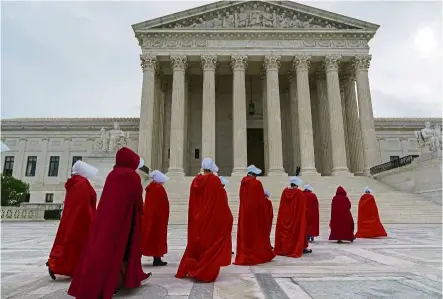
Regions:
[[132, 1, 379, 31]]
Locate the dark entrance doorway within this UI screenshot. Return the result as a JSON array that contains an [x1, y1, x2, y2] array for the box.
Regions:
[[247, 128, 265, 176]]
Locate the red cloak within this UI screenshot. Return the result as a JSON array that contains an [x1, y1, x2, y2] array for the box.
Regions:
[[47, 175, 96, 277], [355, 194, 387, 238], [68, 147, 149, 299], [234, 176, 275, 265], [303, 190, 320, 237], [176, 173, 233, 282], [274, 187, 308, 258], [141, 182, 170, 257], [329, 186, 355, 241], [266, 198, 274, 238]]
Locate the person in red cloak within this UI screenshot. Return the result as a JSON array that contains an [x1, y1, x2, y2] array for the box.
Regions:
[[68, 147, 151, 298], [274, 176, 311, 258], [234, 165, 275, 266], [176, 158, 233, 283], [264, 189, 274, 241], [141, 170, 170, 266], [329, 186, 355, 243], [46, 160, 98, 280], [219, 176, 234, 255], [303, 184, 320, 243], [355, 187, 387, 238]]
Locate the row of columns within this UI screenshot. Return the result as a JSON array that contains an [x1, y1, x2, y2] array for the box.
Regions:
[[138, 53, 377, 177]]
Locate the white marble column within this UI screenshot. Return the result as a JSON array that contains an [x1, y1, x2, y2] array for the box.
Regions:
[[294, 55, 317, 175], [14, 138, 27, 179], [342, 69, 364, 175], [263, 54, 285, 175], [60, 138, 71, 181], [353, 55, 379, 175], [339, 80, 351, 170], [37, 138, 49, 184], [324, 55, 349, 175], [289, 73, 300, 175], [152, 76, 166, 171], [138, 54, 157, 168], [201, 55, 217, 160], [316, 68, 332, 175], [261, 72, 269, 174], [167, 55, 187, 176]]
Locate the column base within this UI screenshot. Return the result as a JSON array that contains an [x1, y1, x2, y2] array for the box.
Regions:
[[362, 169, 371, 177], [231, 168, 248, 177], [166, 168, 185, 178], [299, 167, 320, 176], [266, 168, 287, 177], [353, 171, 365, 176], [331, 167, 352, 176]]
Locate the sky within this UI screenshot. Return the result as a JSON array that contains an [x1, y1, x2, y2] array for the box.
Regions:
[[1, 0, 442, 119]]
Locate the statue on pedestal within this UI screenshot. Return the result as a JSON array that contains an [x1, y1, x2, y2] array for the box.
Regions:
[[415, 121, 442, 153], [98, 122, 129, 153]]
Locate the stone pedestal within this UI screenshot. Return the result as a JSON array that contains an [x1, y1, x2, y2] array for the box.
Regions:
[[413, 151, 442, 205]]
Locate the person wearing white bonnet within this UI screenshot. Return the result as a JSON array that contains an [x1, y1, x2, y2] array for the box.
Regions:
[[141, 170, 170, 266], [247, 165, 262, 177], [200, 157, 219, 175], [364, 187, 372, 194], [355, 186, 387, 239], [46, 160, 98, 280], [274, 176, 312, 257], [303, 184, 320, 243]]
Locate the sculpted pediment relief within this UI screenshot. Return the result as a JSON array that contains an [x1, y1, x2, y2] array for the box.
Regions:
[[139, 1, 365, 30]]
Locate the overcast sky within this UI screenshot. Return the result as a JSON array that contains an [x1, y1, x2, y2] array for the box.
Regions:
[[1, 0, 442, 119]]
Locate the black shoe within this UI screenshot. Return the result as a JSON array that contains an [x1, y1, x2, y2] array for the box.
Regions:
[[303, 249, 312, 254], [337, 240, 343, 244], [153, 258, 167, 267], [46, 262, 56, 280], [232, 251, 234, 255]]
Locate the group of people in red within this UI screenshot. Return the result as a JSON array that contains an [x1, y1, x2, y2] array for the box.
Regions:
[[45, 147, 387, 298]]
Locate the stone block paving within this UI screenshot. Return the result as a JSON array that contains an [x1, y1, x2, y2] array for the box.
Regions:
[[1, 222, 442, 298]]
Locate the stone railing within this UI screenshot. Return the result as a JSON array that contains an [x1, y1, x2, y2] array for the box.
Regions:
[[1, 206, 45, 221], [370, 155, 419, 175]]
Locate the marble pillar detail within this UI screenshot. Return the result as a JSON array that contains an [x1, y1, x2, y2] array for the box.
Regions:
[[168, 55, 187, 176], [324, 55, 349, 175], [201, 55, 217, 160], [316, 67, 332, 175], [263, 54, 285, 175], [288, 73, 300, 175], [138, 54, 157, 168], [293, 55, 317, 175], [260, 71, 269, 173], [339, 77, 351, 170], [353, 55, 379, 175], [342, 69, 364, 175], [152, 71, 163, 171], [231, 54, 248, 175], [15, 138, 27, 179]]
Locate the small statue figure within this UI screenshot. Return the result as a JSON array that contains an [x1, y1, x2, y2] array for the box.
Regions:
[[262, 6, 275, 28], [223, 11, 235, 28], [98, 127, 108, 152], [415, 121, 442, 153], [98, 122, 129, 153], [236, 6, 248, 28]]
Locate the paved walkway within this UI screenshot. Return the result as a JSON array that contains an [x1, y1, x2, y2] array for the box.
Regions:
[[1, 222, 442, 298]]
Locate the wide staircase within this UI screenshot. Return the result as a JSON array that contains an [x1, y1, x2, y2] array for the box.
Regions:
[[164, 175, 442, 225]]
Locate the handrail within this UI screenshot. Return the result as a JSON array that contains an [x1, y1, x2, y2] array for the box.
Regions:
[[370, 155, 419, 175]]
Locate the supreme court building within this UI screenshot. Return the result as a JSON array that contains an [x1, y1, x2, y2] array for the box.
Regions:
[[134, 0, 381, 178]]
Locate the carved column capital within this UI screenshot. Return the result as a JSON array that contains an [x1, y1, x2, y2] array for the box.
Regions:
[[231, 54, 248, 71], [324, 54, 342, 72], [293, 55, 311, 72], [201, 55, 217, 71], [140, 54, 158, 72], [264, 54, 281, 71], [170, 55, 187, 71], [352, 55, 372, 71]]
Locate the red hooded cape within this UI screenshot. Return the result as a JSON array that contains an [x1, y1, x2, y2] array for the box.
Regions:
[[141, 181, 170, 257], [303, 190, 320, 237], [47, 175, 96, 277], [176, 173, 233, 282], [265, 198, 274, 238], [234, 176, 275, 265], [274, 187, 308, 258], [329, 186, 355, 241], [68, 147, 149, 299], [355, 194, 387, 238]]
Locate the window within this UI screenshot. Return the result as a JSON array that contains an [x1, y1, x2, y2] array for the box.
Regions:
[[72, 156, 82, 166], [390, 156, 400, 161], [48, 156, 60, 177], [45, 193, 54, 203], [3, 156, 14, 176], [194, 149, 200, 159], [25, 156, 37, 177]]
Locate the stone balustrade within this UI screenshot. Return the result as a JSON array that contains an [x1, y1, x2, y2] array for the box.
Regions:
[[1, 206, 45, 221]]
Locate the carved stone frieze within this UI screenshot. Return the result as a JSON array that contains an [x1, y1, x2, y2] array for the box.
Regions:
[[140, 54, 157, 72], [293, 55, 311, 72], [263, 55, 281, 71], [170, 55, 187, 71], [324, 54, 342, 72], [231, 54, 248, 71], [201, 55, 217, 71], [353, 54, 372, 71], [157, 2, 357, 30]]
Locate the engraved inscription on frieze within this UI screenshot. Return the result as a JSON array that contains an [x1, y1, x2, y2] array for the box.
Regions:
[[158, 2, 358, 30]]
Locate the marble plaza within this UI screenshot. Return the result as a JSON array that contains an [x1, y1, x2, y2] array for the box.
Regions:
[[1, 222, 442, 299]]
